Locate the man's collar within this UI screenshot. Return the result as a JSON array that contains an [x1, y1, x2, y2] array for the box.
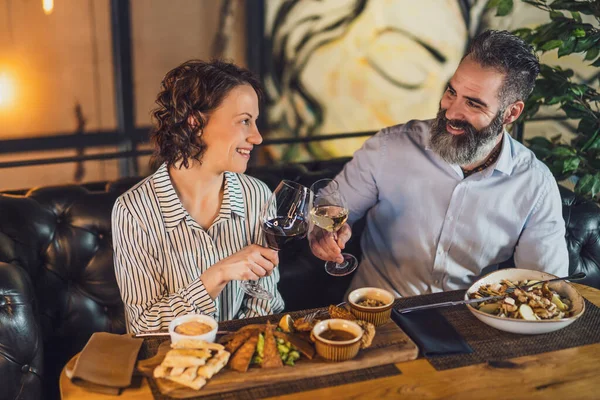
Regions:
[[153, 164, 246, 232], [425, 126, 515, 177], [489, 130, 514, 176]]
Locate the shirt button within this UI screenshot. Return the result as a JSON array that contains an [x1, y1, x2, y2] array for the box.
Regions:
[[437, 249, 444, 255], [447, 215, 453, 221]]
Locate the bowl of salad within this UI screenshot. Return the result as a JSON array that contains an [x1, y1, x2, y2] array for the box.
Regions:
[[465, 269, 585, 335]]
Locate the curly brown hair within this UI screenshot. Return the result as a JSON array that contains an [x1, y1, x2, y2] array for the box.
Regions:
[[151, 59, 263, 168]]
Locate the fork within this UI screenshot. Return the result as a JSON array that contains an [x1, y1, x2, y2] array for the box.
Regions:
[[303, 302, 347, 323]]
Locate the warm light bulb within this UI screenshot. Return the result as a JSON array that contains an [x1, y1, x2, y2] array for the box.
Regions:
[[43, 0, 54, 15], [0, 72, 16, 108]]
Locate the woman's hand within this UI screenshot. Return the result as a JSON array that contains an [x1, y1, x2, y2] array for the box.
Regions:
[[308, 223, 352, 264], [201, 245, 279, 298]]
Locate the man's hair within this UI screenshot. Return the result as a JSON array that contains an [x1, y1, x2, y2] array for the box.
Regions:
[[464, 30, 540, 106], [151, 59, 263, 168]]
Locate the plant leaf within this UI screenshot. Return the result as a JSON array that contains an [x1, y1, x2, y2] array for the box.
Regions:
[[541, 39, 563, 51], [570, 11, 582, 22], [562, 103, 591, 119], [575, 174, 600, 198], [550, 0, 596, 15], [562, 157, 580, 173], [496, 0, 514, 16], [558, 36, 576, 57], [526, 136, 553, 148], [582, 128, 600, 152], [552, 146, 576, 157], [578, 118, 598, 135], [585, 47, 600, 61], [572, 28, 586, 38]]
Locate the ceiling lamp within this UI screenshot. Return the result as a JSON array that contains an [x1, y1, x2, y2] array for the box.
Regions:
[[0, 72, 16, 108], [42, 0, 54, 15]]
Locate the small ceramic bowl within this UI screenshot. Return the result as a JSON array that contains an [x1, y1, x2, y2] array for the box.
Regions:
[[312, 319, 363, 362], [168, 314, 218, 344], [348, 287, 395, 326], [466, 269, 585, 335]]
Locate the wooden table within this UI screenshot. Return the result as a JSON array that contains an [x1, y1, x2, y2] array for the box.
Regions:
[[60, 283, 600, 399]]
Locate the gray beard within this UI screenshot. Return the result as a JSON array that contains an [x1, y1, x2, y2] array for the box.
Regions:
[[429, 108, 504, 166]]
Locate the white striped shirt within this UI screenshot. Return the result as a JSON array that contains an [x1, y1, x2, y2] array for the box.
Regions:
[[112, 163, 285, 333]]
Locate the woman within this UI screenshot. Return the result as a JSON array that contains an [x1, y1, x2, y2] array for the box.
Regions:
[[112, 60, 285, 333]]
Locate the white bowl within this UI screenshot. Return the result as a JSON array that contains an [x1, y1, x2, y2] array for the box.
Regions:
[[465, 269, 585, 335], [168, 314, 218, 344]]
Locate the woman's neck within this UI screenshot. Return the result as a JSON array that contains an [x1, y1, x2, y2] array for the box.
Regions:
[[168, 161, 224, 229]]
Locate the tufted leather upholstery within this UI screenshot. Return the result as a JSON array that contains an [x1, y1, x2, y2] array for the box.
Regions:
[[0, 156, 598, 400]]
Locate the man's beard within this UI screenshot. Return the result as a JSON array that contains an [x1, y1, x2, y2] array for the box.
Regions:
[[429, 108, 504, 166]]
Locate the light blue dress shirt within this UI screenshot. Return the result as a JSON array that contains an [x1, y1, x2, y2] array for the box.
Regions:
[[337, 119, 568, 297]]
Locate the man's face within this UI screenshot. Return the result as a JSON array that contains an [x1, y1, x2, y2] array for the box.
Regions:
[[429, 56, 507, 166]]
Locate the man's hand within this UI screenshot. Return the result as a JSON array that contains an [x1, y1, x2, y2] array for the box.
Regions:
[[202, 245, 278, 298], [308, 223, 352, 264]]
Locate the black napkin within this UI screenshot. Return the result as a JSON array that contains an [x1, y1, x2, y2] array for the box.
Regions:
[[391, 308, 473, 357]]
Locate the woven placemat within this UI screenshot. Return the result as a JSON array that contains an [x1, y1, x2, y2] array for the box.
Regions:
[[138, 309, 402, 400], [393, 290, 600, 370]]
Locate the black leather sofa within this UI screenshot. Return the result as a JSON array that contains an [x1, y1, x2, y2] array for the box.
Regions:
[[1, 156, 599, 400]]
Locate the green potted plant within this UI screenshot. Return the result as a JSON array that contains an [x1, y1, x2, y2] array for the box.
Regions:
[[487, 0, 600, 200]]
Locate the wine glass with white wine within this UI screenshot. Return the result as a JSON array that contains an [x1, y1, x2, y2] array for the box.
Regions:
[[309, 178, 358, 276]]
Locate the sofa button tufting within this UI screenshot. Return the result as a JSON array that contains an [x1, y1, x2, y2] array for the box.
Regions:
[[98, 233, 104, 240], [104, 306, 109, 313], [21, 364, 29, 373]]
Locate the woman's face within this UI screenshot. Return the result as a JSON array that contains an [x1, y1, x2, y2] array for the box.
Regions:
[[200, 84, 262, 174], [299, 0, 468, 156]]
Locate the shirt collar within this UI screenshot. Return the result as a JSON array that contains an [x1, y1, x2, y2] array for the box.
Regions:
[[425, 128, 515, 178], [153, 163, 187, 232], [153, 164, 246, 232], [490, 130, 515, 176], [221, 171, 246, 220]]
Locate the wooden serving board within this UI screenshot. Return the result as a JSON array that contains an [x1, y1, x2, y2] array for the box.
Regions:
[[137, 320, 418, 399]]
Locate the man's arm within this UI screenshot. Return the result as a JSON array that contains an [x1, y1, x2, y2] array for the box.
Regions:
[[309, 130, 388, 262], [514, 178, 569, 277], [335, 130, 388, 224], [112, 199, 217, 333]]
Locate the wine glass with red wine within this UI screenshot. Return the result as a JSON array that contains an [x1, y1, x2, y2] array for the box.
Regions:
[[240, 180, 311, 300]]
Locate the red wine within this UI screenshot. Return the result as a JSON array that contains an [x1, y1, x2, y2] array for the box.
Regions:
[[262, 216, 308, 250]]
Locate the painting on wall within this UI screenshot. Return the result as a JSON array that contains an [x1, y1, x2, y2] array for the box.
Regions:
[[249, 0, 599, 163], [252, 0, 480, 161]]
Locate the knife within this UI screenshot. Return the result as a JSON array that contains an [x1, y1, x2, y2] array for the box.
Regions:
[[396, 272, 586, 314]]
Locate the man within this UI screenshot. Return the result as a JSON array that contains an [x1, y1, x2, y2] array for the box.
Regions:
[[309, 30, 568, 297]]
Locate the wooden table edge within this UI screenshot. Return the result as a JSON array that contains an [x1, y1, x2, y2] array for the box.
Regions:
[[60, 283, 600, 399]]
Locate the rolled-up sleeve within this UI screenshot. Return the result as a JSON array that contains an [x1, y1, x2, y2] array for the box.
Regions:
[[112, 199, 217, 333]]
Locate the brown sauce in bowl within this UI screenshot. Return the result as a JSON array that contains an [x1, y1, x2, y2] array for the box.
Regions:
[[174, 321, 213, 335], [320, 329, 356, 341]]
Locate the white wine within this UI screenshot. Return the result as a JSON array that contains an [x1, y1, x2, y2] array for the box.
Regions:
[[310, 205, 349, 232]]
